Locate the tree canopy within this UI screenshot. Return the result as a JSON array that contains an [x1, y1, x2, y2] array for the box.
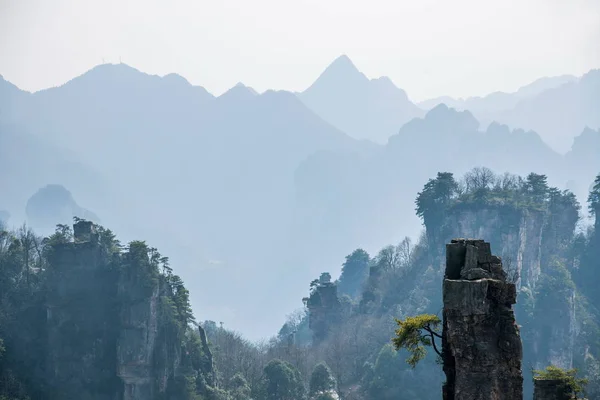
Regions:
[[263, 359, 305, 400], [309, 362, 337, 397], [392, 314, 442, 368], [337, 249, 370, 299]]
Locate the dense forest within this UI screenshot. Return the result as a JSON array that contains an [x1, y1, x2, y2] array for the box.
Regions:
[[1, 168, 599, 399]]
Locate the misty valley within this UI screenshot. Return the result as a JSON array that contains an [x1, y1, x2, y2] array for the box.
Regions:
[[1, 56, 600, 400]]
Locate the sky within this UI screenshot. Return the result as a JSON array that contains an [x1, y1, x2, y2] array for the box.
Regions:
[[0, 0, 599, 102]]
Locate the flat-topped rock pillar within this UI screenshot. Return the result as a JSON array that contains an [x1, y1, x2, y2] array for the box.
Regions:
[[442, 239, 523, 400]]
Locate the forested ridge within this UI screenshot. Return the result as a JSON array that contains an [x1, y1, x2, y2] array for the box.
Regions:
[[1, 169, 599, 399]]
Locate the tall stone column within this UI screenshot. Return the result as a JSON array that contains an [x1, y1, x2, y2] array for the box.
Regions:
[[442, 239, 523, 400]]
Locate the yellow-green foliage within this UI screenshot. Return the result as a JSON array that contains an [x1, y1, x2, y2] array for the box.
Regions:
[[392, 314, 441, 368], [533, 365, 588, 397]]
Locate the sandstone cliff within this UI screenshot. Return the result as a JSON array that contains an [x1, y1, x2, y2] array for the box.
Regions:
[[44, 220, 213, 400], [442, 239, 523, 400], [440, 204, 577, 376]]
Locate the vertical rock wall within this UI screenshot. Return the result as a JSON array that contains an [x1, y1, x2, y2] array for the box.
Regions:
[[45, 221, 120, 400], [445, 208, 544, 290], [442, 239, 523, 400], [533, 379, 575, 400], [116, 273, 160, 400], [44, 221, 208, 399], [444, 207, 577, 377]]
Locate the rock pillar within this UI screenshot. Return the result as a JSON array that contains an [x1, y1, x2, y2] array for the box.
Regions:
[[442, 239, 523, 400]]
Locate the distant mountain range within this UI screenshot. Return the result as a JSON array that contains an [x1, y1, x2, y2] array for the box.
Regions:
[[419, 74, 578, 112], [418, 71, 600, 152], [297, 55, 423, 144], [0, 57, 598, 339], [295, 55, 599, 153]]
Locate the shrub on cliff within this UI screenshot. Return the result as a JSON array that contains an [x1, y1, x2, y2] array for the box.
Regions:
[[533, 365, 588, 398]]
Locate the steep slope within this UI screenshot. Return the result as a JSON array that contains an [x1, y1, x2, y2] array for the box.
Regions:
[[298, 55, 423, 143]]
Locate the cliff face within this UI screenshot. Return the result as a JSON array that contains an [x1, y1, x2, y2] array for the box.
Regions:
[[442, 239, 523, 400], [444, 206, 544, 289], [44, 221, 210, 400], [46, 222, 121, 399], [441, 205, 577, 375], [117, 257, 161, 399]]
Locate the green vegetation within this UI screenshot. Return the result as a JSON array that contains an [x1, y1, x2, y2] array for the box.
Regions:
[[337, 249, 370, 299], [0, 218, 212, 400], [533, 365, 588, 398], [392, 314, 442, 368], [262, 359, 305, 400], [2, 168, 600, 400], [588, 173, 600, 216], [309, 362, 337, 398]]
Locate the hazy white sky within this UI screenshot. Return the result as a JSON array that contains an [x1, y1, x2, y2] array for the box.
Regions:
[[1, 0, 599, 101]]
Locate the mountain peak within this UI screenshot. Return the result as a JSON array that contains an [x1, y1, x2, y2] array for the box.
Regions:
[[322, 54, 364, 80], [424, 103, 480, 132], [303, 55, 368, 95], [217, 82, 258, 103], [328, 54, 356, 70]]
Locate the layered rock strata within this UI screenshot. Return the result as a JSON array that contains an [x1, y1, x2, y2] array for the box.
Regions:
[[442, 239, 523, 400]]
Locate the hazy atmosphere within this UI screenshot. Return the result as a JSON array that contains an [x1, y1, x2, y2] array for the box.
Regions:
[[2, 0, 599, 101], [1, 1, 600, 399]]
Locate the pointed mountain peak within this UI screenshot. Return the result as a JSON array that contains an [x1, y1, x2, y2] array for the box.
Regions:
[[321, 54, 365, 80], [217, 82, 258, 102], [302, 55, 368, 95], [328, 54, 357, 71]]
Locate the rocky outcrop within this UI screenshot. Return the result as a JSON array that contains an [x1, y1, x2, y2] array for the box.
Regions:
[[116, 250, 161, 399], [533, 379, 575, 400], [45, 220, 120, 399], [307, 272, 342, 343], [45, 220, 209, 400], [444, 206, 577, 375], [442, 239, 523, 400]]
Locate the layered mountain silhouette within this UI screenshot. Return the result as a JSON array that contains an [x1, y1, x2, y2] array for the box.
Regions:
[[498, 69, 600, 153], [0, 63, 362, 338], [419, 74, 577, 113], [419, 72, 599, 153], [289, 104, 582, 277], [298, 55, 423, 143], [1, 58, 598, 339]]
